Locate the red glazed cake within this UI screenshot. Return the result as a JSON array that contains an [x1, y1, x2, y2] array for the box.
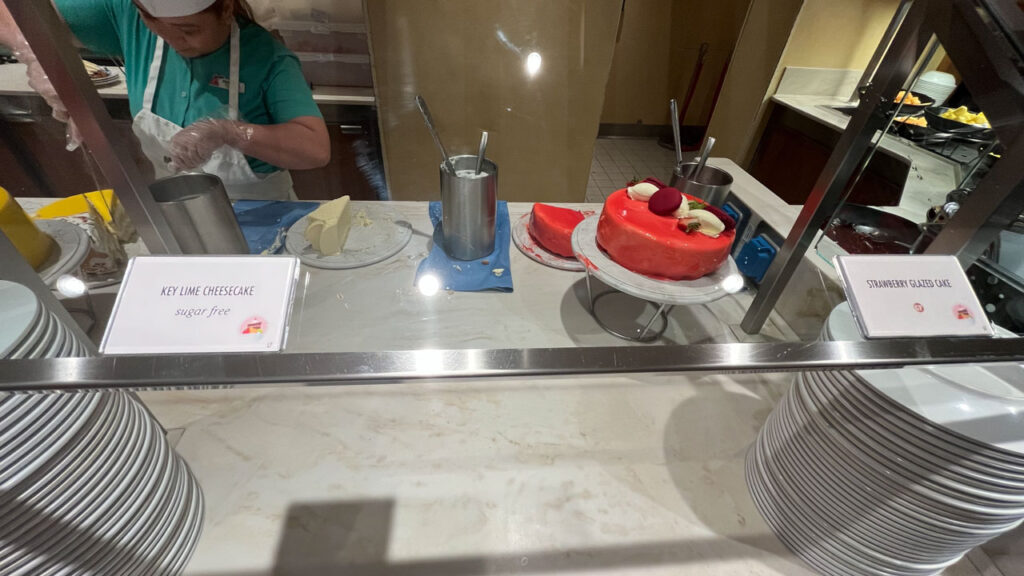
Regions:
[[596, 185, 734, 280], [528, 203, 585, 257]]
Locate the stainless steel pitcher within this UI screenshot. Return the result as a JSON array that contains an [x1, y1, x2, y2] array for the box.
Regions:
[[149, 173, 249, 255], [440, 154, 497, 261]]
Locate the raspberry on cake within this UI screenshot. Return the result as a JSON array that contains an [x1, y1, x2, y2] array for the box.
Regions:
[[528, 203, 585, 257], [596, 185, 734, 280]]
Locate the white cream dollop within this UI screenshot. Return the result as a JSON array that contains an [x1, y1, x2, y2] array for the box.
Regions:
[[672, 201, 689, 219], [626, 182, 659, 201], [686, 209, 725, 237]]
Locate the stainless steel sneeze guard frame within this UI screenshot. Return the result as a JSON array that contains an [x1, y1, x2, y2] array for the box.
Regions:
[[3, 339, 1024, 393], [742, 0, 1024, 333]]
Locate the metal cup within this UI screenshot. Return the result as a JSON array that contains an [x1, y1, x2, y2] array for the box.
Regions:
[[149, 173, 249, 254], [440, 154, 497, 261], [670, 163, 733, 207]]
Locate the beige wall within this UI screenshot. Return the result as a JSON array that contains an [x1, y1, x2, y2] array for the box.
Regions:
[[707, 0, 904, 166], [779, 0, 900, 71], [365, 0, 623, 202], [705, 0, 802, 164], [600, 0, 750, 127]]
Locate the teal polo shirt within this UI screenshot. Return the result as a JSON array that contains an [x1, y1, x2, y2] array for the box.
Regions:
[[54, 0, 322, 174]]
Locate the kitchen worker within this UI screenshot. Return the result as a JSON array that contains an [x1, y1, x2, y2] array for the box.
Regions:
[[0, 0, 329, 200]]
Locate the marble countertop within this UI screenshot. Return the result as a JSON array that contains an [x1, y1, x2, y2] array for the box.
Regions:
[[0, 62, 375, 105], [771, 94, 961, 225]]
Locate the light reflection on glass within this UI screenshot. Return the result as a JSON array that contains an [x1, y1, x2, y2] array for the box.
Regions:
[[55, 275, 87, 298], [525, 52, 542, 76], [414, 349, 445, 373], [722, 274, 745, 294], [417, 274, 440, 296]]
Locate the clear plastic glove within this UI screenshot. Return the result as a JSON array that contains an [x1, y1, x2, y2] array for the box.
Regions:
[[168, 119, 254, 172], [10, 38, 82, 151]]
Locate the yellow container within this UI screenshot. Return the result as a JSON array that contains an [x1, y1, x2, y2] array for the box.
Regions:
[[0, 187, 54, 269]]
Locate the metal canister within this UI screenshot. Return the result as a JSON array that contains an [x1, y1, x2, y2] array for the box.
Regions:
[[670, 163, 733, 207], [149, 173, 249, 254], [440, 154, 497, 261]]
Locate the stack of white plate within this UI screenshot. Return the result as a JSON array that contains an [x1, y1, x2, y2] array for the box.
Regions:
[[912, 71, 957, 107], [0, 280, 204, 575], [747, 301, 1024, 576]]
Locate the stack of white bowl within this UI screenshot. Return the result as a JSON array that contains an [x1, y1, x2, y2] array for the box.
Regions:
[[0, 280, 204, 575], [747, 301, 1024, 576], [912, 71, 957, 107]]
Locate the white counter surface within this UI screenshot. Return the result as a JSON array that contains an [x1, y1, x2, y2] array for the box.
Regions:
[[0, 62, 375, 106]]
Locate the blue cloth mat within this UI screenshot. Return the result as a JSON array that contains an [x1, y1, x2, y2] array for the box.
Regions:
[[232, 200, 318, 254], [415, 201, 513, 292]]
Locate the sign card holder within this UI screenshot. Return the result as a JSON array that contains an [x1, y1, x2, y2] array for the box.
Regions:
[[834, 254, 993, 339], [101, 256, 300, 355]]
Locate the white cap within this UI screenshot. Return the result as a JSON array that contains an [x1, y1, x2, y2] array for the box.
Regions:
[[135, 0, 218, 18]]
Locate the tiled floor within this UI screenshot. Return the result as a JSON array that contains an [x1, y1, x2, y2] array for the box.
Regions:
[[585, 137, 696, 202]]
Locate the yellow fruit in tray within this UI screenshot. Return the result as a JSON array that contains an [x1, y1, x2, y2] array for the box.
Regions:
[[941, 106, 989, 125], [895, 90, 922, 106], [896, 116, 928, 127]]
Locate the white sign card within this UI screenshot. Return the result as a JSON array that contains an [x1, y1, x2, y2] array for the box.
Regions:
[[101, 256, 300, 354], [834, 254, 993, 338]]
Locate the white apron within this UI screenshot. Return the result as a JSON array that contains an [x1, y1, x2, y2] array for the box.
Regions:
[[132, 23, 295, 201]]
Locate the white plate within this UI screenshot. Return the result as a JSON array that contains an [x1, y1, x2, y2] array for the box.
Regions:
[[285, 202, 413, 270], [571, 215, 739, 306], [39, 400, 159, 575], [825, 302, 1024, 456], [89, 67, 121, 86], [0, 394, 61, 440], [11, 311, 57, 360], [787, 381, 1022, 531], [814, 369, 1024, 478], [807, 370, 1024, 496], [765, 402, 970, 554], [7, 399, 143, 576], [511, 211, 590, 271], [0, 394, 130, 571], [0, 281, 41, 358], [165, 472, 204, 576], [759, 412, 968, 570], [40, 317, 68, 359], [795, 373, 1024, 518], [111, 452, 186, 576], [8, 309, 48, 360], [0, 395, 100, 490], [0, 395, 80, 475], [34, 219, 91, 286], [749, 434, 917, 576], [0, 393, 111, 496]]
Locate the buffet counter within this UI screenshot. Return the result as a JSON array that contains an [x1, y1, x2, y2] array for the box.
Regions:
[[770, 93, 961, 224], [9, 161, 1010, 576]]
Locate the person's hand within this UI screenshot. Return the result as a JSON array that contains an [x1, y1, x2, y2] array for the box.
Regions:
[[10, 38, 82, 150], [169, 119, 254, 172]]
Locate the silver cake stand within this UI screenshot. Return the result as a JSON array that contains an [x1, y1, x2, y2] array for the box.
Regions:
[[571, 215, 740, 342]]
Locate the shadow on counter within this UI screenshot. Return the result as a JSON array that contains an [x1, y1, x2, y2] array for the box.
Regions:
[[190, 498, 799, 576]]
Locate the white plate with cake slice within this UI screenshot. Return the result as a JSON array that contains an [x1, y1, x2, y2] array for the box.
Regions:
[[512, 212, 594, 272], [285, 202, 412, 270], [571, 215, 740, 306]]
